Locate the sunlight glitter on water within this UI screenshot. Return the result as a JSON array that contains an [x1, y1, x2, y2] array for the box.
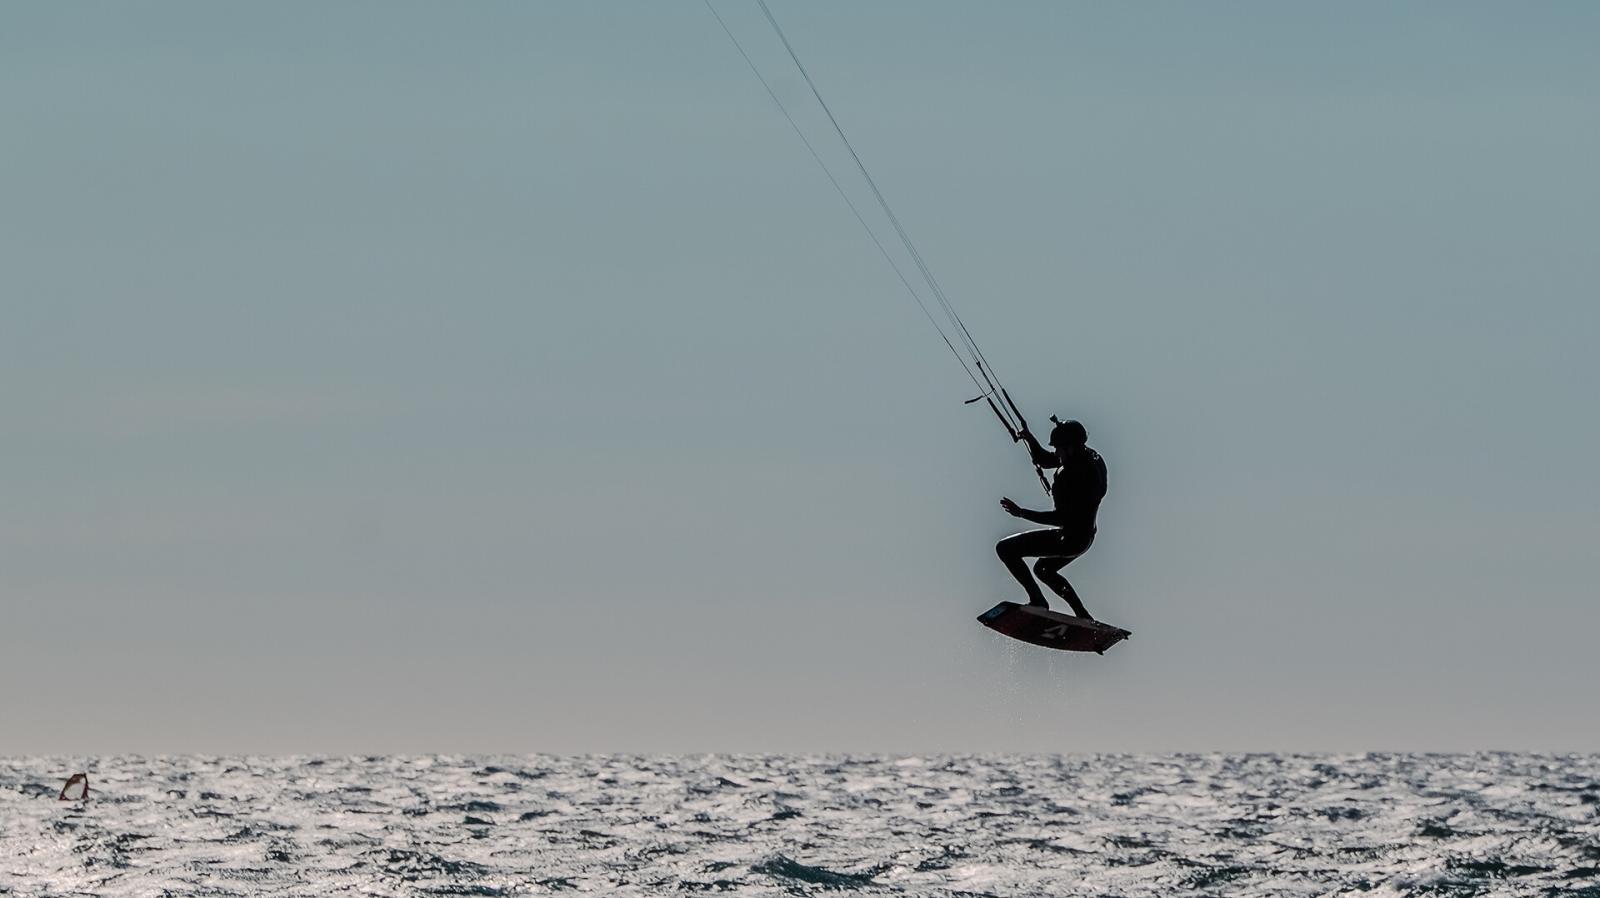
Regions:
[[4, 753, 1598, 896]]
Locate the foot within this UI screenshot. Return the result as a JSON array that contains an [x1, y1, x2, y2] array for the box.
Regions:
[[1027, 598, 1050, 609]]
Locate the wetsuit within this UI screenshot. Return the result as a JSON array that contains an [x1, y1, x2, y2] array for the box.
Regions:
[[995, 443, 1107, 617]]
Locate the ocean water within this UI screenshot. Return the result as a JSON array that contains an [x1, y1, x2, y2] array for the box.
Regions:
[[4, 753, 1598, 897]]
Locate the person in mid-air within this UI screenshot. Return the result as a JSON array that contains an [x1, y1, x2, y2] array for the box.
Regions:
[[996, 417, 1107, 619]]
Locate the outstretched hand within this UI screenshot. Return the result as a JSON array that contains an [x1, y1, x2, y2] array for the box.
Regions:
[[1000, 497, 1022, 517]]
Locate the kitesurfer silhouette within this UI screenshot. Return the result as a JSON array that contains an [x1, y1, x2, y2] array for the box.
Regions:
[[996, 418, 1107, 619]]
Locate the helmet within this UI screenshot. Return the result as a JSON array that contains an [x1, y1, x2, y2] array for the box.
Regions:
[[1048, 418, 1087, 448]]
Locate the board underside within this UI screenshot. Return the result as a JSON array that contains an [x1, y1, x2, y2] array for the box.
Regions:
[[977, 601, 1131, 654]]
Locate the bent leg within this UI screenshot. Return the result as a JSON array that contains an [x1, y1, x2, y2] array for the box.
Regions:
[[996, 529, 1069, 607], [1033, 555, 1092, 620]]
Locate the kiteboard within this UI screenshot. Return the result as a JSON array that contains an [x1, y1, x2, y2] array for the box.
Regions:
[[977, 601, 1131, 654]]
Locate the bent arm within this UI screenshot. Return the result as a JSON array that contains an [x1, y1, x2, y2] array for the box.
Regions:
[[1010, 505, 1064, 527], [1019, 430, 1058, 469]]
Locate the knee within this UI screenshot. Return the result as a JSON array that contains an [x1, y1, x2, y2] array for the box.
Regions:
[[1033, 558, 1061, 579], [995, 537, 1019, 562]]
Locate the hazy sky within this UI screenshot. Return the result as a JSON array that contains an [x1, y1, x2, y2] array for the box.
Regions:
[[4, 2, 1597, 754]]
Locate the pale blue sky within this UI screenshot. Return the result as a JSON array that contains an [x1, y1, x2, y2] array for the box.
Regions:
[[3, 2, 1597, 753]]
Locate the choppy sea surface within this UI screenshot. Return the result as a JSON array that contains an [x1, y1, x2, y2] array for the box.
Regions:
[[4, 754, 1599, 897]]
